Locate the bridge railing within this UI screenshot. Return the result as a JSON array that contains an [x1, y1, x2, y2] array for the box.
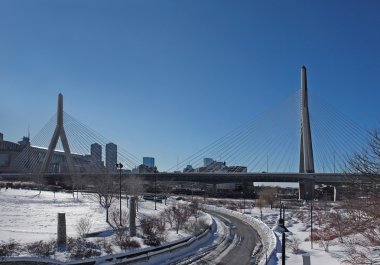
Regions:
[[202, 204, 277, 265]]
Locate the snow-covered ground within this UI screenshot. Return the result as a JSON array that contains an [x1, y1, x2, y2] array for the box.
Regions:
[[205, 198, 347, 265], [0, 187, 212, 261], [0, 188, 109, 243], [0, 188, 355, 264]]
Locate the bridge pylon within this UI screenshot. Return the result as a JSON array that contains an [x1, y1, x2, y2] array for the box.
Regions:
[[40, 93, 75, 174], [299, 66, 315, 200]]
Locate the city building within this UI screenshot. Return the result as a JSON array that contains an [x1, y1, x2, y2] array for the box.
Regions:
[[143, 157, 155, 168], [187, 158, 247, 173], [105, 142, 117, 171], [183, 165, 194, 173], [18, 136, 30, 146], [91, 143, 102, 162], [204, 158, 213, 167], [0, 133, 27, 171]]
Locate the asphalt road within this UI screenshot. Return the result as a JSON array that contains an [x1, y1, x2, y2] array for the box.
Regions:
[[200, 210, 260, 265]]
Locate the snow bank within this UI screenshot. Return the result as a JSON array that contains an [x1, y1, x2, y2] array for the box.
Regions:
[[202, 204, 277, 265]]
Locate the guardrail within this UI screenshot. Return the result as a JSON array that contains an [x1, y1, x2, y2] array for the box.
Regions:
[[202, 205, 276, 265]]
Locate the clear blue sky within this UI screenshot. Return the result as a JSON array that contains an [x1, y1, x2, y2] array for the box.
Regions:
[[1, 0, 379, 170]]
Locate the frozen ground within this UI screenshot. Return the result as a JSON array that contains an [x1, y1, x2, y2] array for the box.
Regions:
[[249, 205, 346, 265], [0, 188, 209, 246], [206, 198, 346, 265], [0, 188, 355, 264]]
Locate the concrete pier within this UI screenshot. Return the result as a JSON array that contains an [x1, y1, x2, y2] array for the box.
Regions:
[[129, 197, 137, 237], [57, 212, 66, 247]]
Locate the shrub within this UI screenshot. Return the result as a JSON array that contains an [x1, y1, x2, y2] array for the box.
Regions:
[[66, 238, 101, 259], [144, 236, 161, 247], [95, 238, 113, 254], [186, 219, 209, 235], [289, 236, 301, 254], [120, 238, 141, 250], [140, 215, 166, 245], [314, 228, 336, 252], [109, 209, 129, 229], [0, 239, 20, 257], [26, 240, 56, 256], [75, 215, 93, 239]]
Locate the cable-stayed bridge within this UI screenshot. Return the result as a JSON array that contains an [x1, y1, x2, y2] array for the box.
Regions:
[[1, 66, 375, 199]]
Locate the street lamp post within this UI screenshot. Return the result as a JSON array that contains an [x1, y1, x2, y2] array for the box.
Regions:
[[310, 201, 313, 249], [115, 162, 123, 226], [274, 203, 289, 265], [191, 183, 194, 201], [243, 191, 246, 213], [155, 174, 157, 210], [241, 191, 245, 213]]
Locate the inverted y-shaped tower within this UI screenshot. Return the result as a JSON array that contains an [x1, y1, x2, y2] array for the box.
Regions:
[[40, 94, 75, 173], [299, 66, 314, 174]]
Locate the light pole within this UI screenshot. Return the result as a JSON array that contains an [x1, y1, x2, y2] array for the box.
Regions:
[[243, 191, 246, 213], [310, 201, 313, 249], [274, 203, 289, 265], [241, 191, 245, 213], [115, 162, 123, 226], [154, 174, 157, 210], [153, 167, 158, 210]]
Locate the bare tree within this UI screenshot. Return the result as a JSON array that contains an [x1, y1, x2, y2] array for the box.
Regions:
[[189, 200, 200, 222], [347, 127, 380, 195], [172, 204, 192, 234], [159, 182, 173, 205], [163, 208, 175, 228], [89, 175, 118, 223], [109, 209, 129, 229], [259, 187, 277, 209], [255, 197, 265, 221], [341, 236, 377, 265], [140, 215, 166, 246], [314, 228, 336, 252], [124, 175, 144, 211], [336, 127, 380, 264], [71, 174, 85, 200], [75, 215, 93, 239], [289, 235, 301, 254]]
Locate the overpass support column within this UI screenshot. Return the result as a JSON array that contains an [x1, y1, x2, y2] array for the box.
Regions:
[[212, 183, 217, 196], [299, 179, 315, 201], [333, 185, 344, 201], [333, 186, 337, 202]]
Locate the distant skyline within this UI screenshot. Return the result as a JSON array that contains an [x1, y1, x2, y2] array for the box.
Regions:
[[1, 1, 380, 170]]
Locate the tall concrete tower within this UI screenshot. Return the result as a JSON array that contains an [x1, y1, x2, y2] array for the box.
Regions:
[[299, 66, 315, 200], [299, 66, 315, 173], [40, 94, 75, 173]]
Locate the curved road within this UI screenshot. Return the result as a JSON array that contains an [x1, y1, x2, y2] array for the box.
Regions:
[[196, 210, 260, 265]]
